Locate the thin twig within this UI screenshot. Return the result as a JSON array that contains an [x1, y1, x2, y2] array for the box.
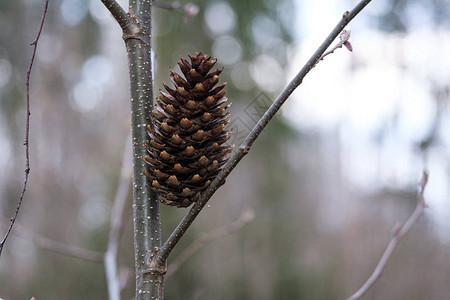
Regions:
[[347, 170, 429, 300], [105, 132, 133, 300], [316, 29, 353, 66], [154, 0, 199, 19], [153, 0, 373, 267], [0, 219, 103, 263], [166, 210, 254, 279], [0, 0, 49, 260]]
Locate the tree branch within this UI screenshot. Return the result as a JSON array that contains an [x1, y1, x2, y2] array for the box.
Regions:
[[100, 0, 143, 40], [102, 0, 161, 297], [316, 29, 353, 66], [153, 0, 373, 267], [347, 170, 429, 300], [0, 220, 103, 263], [153, 0, 199, 19], [124, 0, 163, 298], [100, 0, 132, 30], [0, 0, 49, 260], [166, 210, 254, 279], [105, 132, 133, 300]]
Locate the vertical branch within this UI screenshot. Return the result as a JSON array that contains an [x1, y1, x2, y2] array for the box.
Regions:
[[126, 0, 163, 298], [105, 132, 133, 300], [101, 0, 162, 297], [0, 0, 49, 259]]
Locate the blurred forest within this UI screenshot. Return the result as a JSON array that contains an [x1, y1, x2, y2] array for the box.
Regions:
[[1, 0, 450, 299]]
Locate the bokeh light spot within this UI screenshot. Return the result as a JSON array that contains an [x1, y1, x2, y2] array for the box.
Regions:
[[61, 0, 88, 27], [212, 35, 242, 65], [204, 2, 236, 36]]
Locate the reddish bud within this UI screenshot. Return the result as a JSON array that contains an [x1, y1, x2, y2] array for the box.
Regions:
[[344, 41, 353, 52]]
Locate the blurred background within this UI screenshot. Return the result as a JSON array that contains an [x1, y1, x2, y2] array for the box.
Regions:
[[1, 0, 450, 299]]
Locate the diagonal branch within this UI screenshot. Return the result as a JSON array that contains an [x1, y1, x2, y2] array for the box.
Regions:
[[0, 0, 49, 260], [316, 29, 353, 66], [347, 170, 429, 300], [0, 220, 104, 263], [166, 210, 254, 278], [153, 0, 373, 266], [100, 0, 142, 39], [100, 0, 131, 30], [153, 0, 199, 19]]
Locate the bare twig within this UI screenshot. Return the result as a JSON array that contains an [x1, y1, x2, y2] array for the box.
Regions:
[[153, 0, 373, 267], [347, 170, 429, 300], [316, 29, 353, 66], [154, 0, 199, 19], [166, 210, 254, 278], [0, 219, 103, 263], [105, 132, 133, 300], [0, 0, 49, 260]]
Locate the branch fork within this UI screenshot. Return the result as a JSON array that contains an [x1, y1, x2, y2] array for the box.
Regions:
[[99, 0, 374, 298], [151, 0, 373, 268], [122, 13, 145, 42], [315, 29, 353, 67]]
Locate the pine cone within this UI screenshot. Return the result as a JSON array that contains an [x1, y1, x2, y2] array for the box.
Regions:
[[144, 53, 232, 208]]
